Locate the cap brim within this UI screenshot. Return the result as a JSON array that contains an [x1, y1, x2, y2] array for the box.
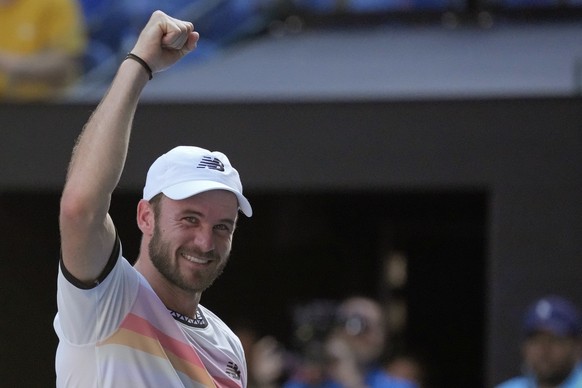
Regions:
[[525, 322, 572, 337], [162, 180, 252, 217]]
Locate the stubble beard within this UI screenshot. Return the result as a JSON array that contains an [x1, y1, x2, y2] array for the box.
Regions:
[[148, 224, 229, 294]]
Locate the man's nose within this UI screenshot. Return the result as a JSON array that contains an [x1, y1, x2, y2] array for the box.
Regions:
[[193, 226, 215, 253]]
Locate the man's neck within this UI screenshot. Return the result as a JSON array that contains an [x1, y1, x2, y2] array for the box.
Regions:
[[134, 257, 201, 318]]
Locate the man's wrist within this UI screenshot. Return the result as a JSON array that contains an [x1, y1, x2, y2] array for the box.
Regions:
[[125, 53, 153, 80]]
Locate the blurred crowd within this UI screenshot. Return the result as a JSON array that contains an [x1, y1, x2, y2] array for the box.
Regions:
[[0, 0, 283, 102], [3, 0, 580, 102], [232, 294, 581, 388], [234, 296, 427, 388]]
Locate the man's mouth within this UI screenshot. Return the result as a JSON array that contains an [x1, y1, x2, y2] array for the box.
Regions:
[[182, 253, 212, 265]]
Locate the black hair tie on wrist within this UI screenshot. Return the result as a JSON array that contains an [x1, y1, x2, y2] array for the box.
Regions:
[[125, 52, 153, 80]]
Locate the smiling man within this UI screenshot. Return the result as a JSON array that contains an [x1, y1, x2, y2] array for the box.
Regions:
[[54, 11, 252, 388]]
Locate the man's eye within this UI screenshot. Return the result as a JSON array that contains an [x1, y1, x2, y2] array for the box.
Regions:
[[214, 224, 230, 232]]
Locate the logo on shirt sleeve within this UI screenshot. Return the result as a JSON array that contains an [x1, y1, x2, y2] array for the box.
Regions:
[[225, 361, 241, 380]]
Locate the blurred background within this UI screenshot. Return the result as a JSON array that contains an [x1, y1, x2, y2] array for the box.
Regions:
[[1, 0, 582, 387]]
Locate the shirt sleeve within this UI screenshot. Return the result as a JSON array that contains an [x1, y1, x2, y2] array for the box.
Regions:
[[55, 238, 140, 345]]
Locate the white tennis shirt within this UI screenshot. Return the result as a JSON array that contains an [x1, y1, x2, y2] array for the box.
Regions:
[[54, 240, 247, 387]]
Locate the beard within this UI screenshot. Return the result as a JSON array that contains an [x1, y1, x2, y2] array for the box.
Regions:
[[148, 224, 229, 294]]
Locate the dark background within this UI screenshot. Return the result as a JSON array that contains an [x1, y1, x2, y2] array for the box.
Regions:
[[1, 98, 581, 387], [0, 189, 485, 387]]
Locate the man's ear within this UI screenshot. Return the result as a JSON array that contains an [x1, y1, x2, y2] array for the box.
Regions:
[[137, 199, 155, 236]]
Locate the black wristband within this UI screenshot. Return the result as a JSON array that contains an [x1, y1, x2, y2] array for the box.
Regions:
[[125, 52, 153, 80]]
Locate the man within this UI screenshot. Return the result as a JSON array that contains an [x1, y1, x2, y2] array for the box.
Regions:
[[324, 297, 417, 388], [284, 296, 417, 388], [54, 11, 252, 387], [496, 295, 582, 388]]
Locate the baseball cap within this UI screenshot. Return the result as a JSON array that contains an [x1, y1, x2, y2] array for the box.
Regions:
[[143, 146, 252, 217], [523, 295, 581, 337]]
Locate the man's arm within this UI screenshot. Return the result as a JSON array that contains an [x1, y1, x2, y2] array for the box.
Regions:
[[59, 11, 199, 285]]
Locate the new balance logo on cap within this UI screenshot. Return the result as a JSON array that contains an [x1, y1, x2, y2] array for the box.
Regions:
[[197, 156, 225, 172]]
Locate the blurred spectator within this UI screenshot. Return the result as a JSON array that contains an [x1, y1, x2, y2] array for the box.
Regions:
[[284, 299, 339, 388], [0, 0, 86, 101], [232, 318, 290, 388], [285, 296, 417, 388], [249, 335, 290, 388], [495, 295, 582, 388]]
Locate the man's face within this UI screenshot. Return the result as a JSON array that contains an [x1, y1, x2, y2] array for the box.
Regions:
[[522, 331, 581, 386], [337, 300, 386, 365], [148, 190, 238, 294]]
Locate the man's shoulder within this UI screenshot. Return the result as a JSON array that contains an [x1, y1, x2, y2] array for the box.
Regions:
[[197, 305, 228, 328], [195, 305, 241, 343]]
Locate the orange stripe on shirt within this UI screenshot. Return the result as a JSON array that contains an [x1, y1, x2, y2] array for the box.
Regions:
[[99, 314, 216, 387]]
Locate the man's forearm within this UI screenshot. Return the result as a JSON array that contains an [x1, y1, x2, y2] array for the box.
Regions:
[[63, 58, 149, 207], [58, 57, 149, 283]]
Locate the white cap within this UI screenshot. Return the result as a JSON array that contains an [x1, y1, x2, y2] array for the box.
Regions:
[[143, 146, 252, 217]]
